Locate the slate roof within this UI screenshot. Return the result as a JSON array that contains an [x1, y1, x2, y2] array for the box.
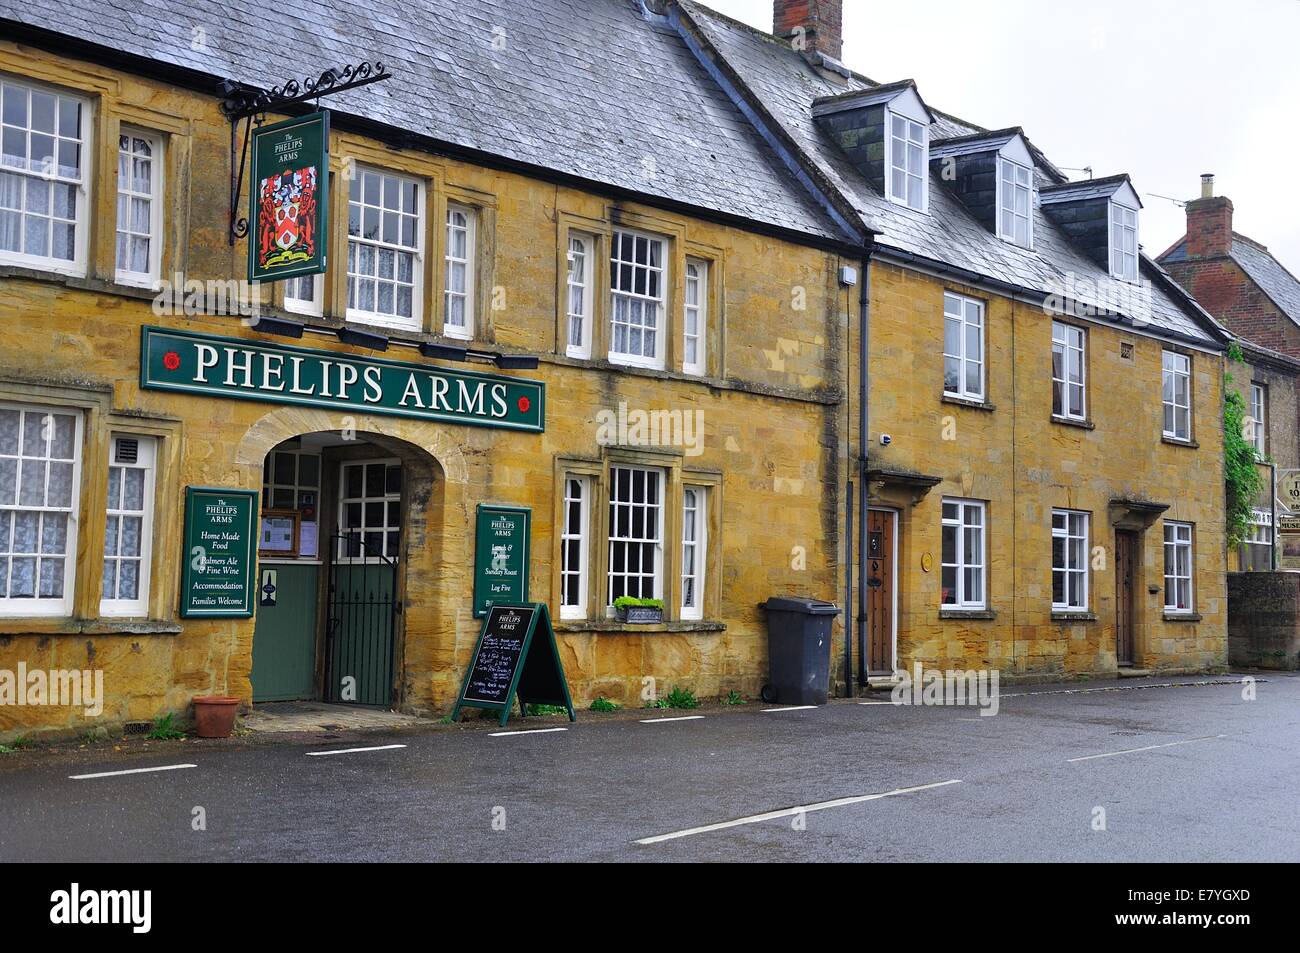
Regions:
[[1, 0, 1221, 346], [678, 1, 1218, 346], [1163, 234, 1300, 329], [0, 0, 846, 243], [929, 128, 1024, 160], [1040, 173, 1140, 206]]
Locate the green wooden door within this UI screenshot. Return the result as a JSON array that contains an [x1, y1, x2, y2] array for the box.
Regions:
[[325, 560, 397, 706], [251, 563, 319, 701]]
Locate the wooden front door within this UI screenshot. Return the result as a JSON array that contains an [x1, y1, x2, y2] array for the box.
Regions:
[[1115, 531, 1137, 666], [866, 509, 896, 674]]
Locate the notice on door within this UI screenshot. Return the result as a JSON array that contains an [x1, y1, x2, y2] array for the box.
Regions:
[[472, 504, 531, 617], [180, 487, 258, 618]]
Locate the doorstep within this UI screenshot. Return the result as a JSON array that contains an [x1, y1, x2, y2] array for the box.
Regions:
[[1116, 668, 1154, 679], [865, 675, 901, 691], [243, 701, 427, 733]]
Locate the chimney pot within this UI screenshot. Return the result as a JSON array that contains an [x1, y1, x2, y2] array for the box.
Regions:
[[1200, 173, 1214, 199], [774, 0, 844, 62]]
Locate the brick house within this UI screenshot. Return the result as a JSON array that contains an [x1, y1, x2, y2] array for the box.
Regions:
[[1159, 175, 1300, 570]]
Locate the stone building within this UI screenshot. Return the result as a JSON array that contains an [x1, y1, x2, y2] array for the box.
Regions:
[[0, 0, 1231, 738]]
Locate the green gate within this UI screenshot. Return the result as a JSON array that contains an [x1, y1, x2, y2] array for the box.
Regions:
[[324, 534, 398, 706]]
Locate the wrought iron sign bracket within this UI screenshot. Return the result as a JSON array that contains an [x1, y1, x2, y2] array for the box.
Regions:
[[219, 61, 391, 246]]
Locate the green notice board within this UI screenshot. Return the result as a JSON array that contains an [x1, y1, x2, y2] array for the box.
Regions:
[[180, 487, 258, 618], [472, 504, 531, 617], [452, 603, 575, 726]]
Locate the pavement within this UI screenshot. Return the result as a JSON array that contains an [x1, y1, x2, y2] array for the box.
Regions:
[[1, 673, 1297, 862]]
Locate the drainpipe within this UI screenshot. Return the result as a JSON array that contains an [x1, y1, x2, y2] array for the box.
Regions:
[[1271, 462, 1278, 571], [857, 244, 873, 688], [844, 485, 853, 696]]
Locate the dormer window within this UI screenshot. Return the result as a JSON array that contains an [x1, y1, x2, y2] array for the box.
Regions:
[[998, 157, 1033, 248], [888, 112, 927, 210], [1110, 202, 1138, 281]]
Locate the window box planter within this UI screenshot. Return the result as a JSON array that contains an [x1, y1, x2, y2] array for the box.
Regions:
[[613, 599, 664, 624]]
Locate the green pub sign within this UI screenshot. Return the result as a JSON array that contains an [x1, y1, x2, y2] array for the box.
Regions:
[[180, 487, 258, 618], [140, 326, 545, 432], [473, 505, 531, 617], [248, 111, 329, 282]]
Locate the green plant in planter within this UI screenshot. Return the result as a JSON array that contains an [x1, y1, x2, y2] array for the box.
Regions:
[[612, 596, 665, 610]]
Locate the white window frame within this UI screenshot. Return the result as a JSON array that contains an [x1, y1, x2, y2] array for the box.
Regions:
[[1242, 509, 1273, 572], [0, 402, 84, 617], [283, 273, 323, 317], [683, 258, 708, 376], [1051, 322, 1087, 421], [1051, 509, 1089, 611], [559, 474, 590, 620], [1110, 201, 1139, 282], [940, 498, 986, 610], [100, 434, 157, 617], [606, 465, 664, 608], [886, 110, 927, 212], [1163, 521, 1194, 614], [346, 166, 423, 332], [943, 291, 984, 401], [680, 486, 706, 620], [0, 76, 92, 277], [1162, 350, 1191, 441], [997, 156, 1033, 248], [336, 458, 402, 563], [1249, 382, 1266, 458], [608, 229, 667, 370], [113, 127, 163, 288], [565, 233, 593, 360], [443, 202, 476, 340]]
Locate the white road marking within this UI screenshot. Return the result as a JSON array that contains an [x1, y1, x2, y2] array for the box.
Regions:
[[1067, 734, 1226, 763], [857, 701, 893, 706], [489, 727, 569, 737], [639, 715, 705, 724], [761, 705, 817, 712], [305, 744, 408, 756], [69, 763, 197, 780], [635, 779, 963, 845]]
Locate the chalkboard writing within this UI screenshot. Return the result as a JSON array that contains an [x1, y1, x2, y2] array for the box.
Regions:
[[452, 603, 575, 726], [180, 487, 258, 618], [462, 605, 535, 705]]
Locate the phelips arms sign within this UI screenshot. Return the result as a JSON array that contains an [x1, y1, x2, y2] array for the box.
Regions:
[[140, 327, 545, 432]]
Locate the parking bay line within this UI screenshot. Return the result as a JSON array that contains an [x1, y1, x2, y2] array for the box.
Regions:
[[1067, 734, 1226, 763], [639, 715, 705, 724], [634, 779, 963, 845], [305, 744, 408, 756], [761, 705, 818, 713], [70, 763, 197, 780], [489, 727, 569, 737]]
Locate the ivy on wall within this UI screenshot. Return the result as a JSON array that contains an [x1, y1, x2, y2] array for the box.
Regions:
[[1224, 342, 1266, 547]]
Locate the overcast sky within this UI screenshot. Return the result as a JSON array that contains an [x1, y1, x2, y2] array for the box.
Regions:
[[703, 0, 1300, 268]]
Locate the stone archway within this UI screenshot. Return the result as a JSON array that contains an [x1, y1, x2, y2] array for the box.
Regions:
[[235, 407, 468, 713]]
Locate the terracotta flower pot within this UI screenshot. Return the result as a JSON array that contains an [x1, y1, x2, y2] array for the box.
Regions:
[[192, 696, 240, 738]]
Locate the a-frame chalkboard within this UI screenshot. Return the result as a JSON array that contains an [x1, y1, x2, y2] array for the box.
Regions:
[[451, 603, 576, 726]]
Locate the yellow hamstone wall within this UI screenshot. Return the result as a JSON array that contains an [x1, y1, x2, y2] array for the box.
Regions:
[[859, 262, 1227, 677], [0, 44, 850, 737]]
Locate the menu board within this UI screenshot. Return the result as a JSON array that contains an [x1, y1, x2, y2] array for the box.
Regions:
[[180, 487, 258, 618], [452, 603, 574, 726], [462, 605, 535, 705]]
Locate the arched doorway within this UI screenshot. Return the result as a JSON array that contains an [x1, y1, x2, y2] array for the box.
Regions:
[[248, 428, 441, 708]]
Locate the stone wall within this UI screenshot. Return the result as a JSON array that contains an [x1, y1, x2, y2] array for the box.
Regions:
[[1227, 571, 1300, 670]]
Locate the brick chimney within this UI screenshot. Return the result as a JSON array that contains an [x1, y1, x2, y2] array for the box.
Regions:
[[1184, 173, 1234, 259], [774, 0, 843, 61]]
